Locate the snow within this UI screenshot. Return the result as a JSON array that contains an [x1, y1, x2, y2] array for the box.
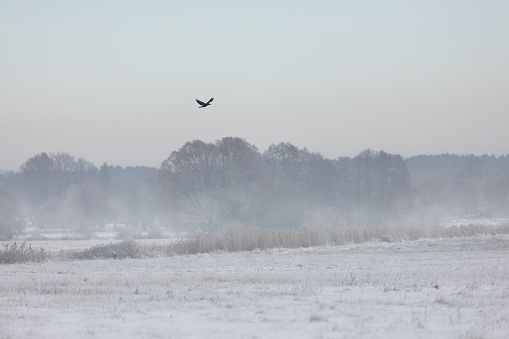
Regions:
[[1, 235, 509, 338], [440, 217, 509, 228]]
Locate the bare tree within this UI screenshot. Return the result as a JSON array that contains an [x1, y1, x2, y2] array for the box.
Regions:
[[18, 152, 97, 227], [66, 179, 108, 233], [0, 186, 25, 240], [484, 172, 509, 214], [160, 138, 265, 229], [335, 150, 412, 225], [215, 137, 265, 223], [160, 140, 223, 228], [19, 152, 53, 225]]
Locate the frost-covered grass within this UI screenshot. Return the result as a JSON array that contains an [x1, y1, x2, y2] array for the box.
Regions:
[[167, 222, 509, 255], [1, 234, 508, 338], [4, 222, 509, 259], [0, 242, 48, 264]]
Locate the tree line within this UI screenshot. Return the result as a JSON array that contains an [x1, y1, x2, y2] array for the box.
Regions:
[[1, 137, 508, 239], [407, 153, 509, 221]]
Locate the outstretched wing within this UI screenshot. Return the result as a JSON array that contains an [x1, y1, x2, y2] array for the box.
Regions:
[[206, 97, 214, 104], [196, 99, 206, 106]]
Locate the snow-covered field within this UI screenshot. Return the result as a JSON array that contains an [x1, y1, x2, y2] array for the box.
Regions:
[[440, 217, 509, 228], [1, 235, 508, 339]]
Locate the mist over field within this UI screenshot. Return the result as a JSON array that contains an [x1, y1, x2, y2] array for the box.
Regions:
[[1, 234, 508, 338], [1, 137, 508, 240], [2, 1, 509, 337], [1, 142, 508, 338]]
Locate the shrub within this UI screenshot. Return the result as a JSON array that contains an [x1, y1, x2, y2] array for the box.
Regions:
[[166, 222, 509, 255], [0, 186, 25, 240], [0, 242, 48, 264], [70, 240, 143, 260]]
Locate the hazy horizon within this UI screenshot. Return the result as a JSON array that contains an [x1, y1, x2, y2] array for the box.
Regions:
[[2, 136, 509, 172], [2, 1, 508, 171]]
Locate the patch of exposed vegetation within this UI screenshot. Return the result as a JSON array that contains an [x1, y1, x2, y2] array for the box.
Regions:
[[0, 242, 48, 264], [70, 240, 143, 260], [165, 223, 509, 255]]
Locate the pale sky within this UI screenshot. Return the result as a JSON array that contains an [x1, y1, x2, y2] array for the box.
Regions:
[[1, 1, 508, 170]]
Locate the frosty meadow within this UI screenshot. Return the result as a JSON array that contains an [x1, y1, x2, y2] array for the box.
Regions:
[[2, 0, 509, 336], [1, 140, 509, 338], [1, 224, 509, 338], [1, 141, 509, 338]]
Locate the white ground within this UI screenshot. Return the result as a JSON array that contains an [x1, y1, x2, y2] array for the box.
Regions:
[[440, 217, 509, 228], [1, 235, 508, 339]]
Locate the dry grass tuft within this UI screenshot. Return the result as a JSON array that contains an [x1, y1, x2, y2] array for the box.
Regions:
[[0, 242, 48, 264], [70, 240, 143, 260], [165, 222, 509, 255]]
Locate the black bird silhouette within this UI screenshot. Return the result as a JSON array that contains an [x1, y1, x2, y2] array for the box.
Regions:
[[196, 97, 214, 108]]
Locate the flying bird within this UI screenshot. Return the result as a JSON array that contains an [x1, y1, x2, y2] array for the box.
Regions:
[[196, 97, 214, 108]]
